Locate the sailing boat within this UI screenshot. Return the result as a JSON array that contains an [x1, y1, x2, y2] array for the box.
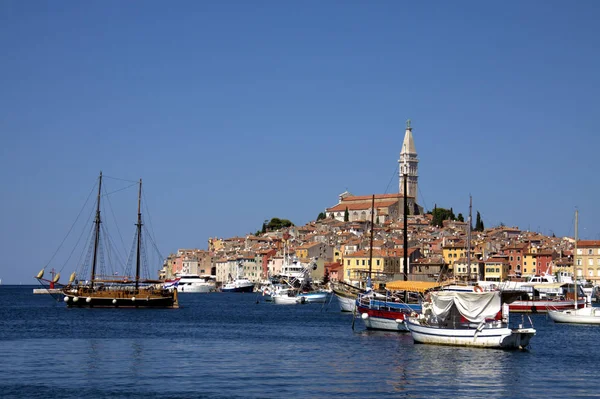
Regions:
[[548, 210, 600, 324], [36, 172, 179, 309]]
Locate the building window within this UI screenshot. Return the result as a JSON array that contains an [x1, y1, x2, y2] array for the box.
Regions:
[[517, 256, 521, 261], [577, 259, 582, 266], [524, 268, 527, 273], [589, 259, 594, 266], [376, 260, 380, 266], [362, 260, 365, 266], [589, 249, 593, 255], [510, 256, 513, 261]]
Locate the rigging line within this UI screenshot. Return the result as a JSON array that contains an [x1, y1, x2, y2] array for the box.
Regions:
[[383, 163, 399, 195], [143, 225, 164, 260], [102, 223, 127, 273], [141, 186, 158, 247], [417, 186, 429, 214], [57, 203, 96, 274], [103, 182, 128, 257], [102, 182, 139, 197], [103, 175, 139, 184], [44, 180, 97, 269], [64, 221, 95, 276]]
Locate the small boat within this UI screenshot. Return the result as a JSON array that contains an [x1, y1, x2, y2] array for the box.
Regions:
[[36, 172, 179, 309], [406, 290, 536, 349], [298, 291, 329, 303], [331, 281, 363, 312], [176, 274, 216, 293], [272, 288, 306, 305], [356, 281, 435, 331], [548, 210, 600, 324]]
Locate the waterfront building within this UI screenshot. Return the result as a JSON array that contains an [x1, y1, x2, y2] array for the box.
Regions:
[[500, 242, 527, 277], [483, 256, 510, 282], [343, 247, 421, 288], [576, 240, 600, 284]]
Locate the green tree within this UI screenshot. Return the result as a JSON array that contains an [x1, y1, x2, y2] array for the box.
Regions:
[[344, 207, 349, 222], [317, 212, 326, 221], [474, 211, 485, 232], [322, 268, 330, 285], [431, 207, 455, 227], [266, 217, 294, 231], [457, 213, 464, 222]]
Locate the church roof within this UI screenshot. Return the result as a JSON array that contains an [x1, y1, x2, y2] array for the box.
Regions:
[[326, 199, 398, 212]]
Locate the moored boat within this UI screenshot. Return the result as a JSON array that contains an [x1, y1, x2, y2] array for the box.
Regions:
[[547, 210, 600, 324], [221, 261, 255, 293], [176, 274, 216, 293], [36, 172, 179, 309], [406, 290, 535, 349]]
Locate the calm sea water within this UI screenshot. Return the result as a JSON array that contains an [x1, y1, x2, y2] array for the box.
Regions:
[[1, 286, 599, 399]]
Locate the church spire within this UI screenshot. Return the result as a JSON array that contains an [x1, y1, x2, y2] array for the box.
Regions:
[[399, 120, 419, 203]]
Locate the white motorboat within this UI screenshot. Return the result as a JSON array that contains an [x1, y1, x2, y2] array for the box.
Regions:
[[272, 288, 306, 305], [406, 291, 536, 349], [298, 291, 328, 303], [176, 274, 216, 293]]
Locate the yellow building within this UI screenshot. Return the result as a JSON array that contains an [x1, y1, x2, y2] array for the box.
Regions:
[[522, 246, 540, 278], [483, 256, 510, 282], [442, 241, 475, 271], [576, 240, 600, 284], [343, 248, 414, 288]]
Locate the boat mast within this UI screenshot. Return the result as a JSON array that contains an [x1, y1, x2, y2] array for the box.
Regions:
[[467, 195, 472, 281], [90, 172, 103, 290], [402, 150, 408, 281], [368, 194, 375, 288], [574, 209, 578, 310], [135, 178, 142, 291]]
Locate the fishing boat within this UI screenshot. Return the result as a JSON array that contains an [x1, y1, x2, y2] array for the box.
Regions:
[[406, 290, 536, 349], [548, 210, 600, 324], [271, 259, 318, 305], [221, 261, 255, 293], [36, 172, 179, 309]]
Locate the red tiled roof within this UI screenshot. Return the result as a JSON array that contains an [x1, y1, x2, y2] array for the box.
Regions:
[[578, 240, 600, 247], [327, 200, 398, 212]]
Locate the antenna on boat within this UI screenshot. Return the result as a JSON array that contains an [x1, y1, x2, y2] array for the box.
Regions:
[[467, 195, 472, 281], [368, 194, 375, 289], [574, 209, 578, 310], [402, 153, 408, 282]]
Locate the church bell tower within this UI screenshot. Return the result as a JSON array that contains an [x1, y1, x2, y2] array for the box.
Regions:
[[399, 119, 419, 202]]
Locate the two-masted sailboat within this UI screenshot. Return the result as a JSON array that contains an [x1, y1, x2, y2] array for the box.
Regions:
[[36, 172, 178, 309]]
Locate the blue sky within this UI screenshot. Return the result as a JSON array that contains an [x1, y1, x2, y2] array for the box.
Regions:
[[1, 1, 599, 284]]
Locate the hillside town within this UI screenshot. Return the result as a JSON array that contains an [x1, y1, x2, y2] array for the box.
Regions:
[[160, 122, 600, 289]]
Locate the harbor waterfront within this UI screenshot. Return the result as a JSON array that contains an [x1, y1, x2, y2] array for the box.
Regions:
[[1, 286, 600, 399]]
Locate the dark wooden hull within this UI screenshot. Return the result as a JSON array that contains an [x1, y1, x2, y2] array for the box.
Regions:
[[63, 288, 179, 309]]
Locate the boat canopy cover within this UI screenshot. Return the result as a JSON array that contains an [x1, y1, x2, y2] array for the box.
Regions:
[[532, 283, 567, 290], [385, 281, 442, 293], [431, 291, 501, 323]]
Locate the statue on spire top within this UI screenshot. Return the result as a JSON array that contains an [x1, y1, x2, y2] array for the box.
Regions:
[[406, 119, 411, 129]]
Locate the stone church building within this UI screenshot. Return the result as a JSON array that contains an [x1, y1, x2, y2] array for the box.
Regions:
[[325, 120, 422, 223]]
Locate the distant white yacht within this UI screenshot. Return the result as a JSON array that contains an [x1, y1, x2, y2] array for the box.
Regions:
[[177, 274, 216, 293]]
